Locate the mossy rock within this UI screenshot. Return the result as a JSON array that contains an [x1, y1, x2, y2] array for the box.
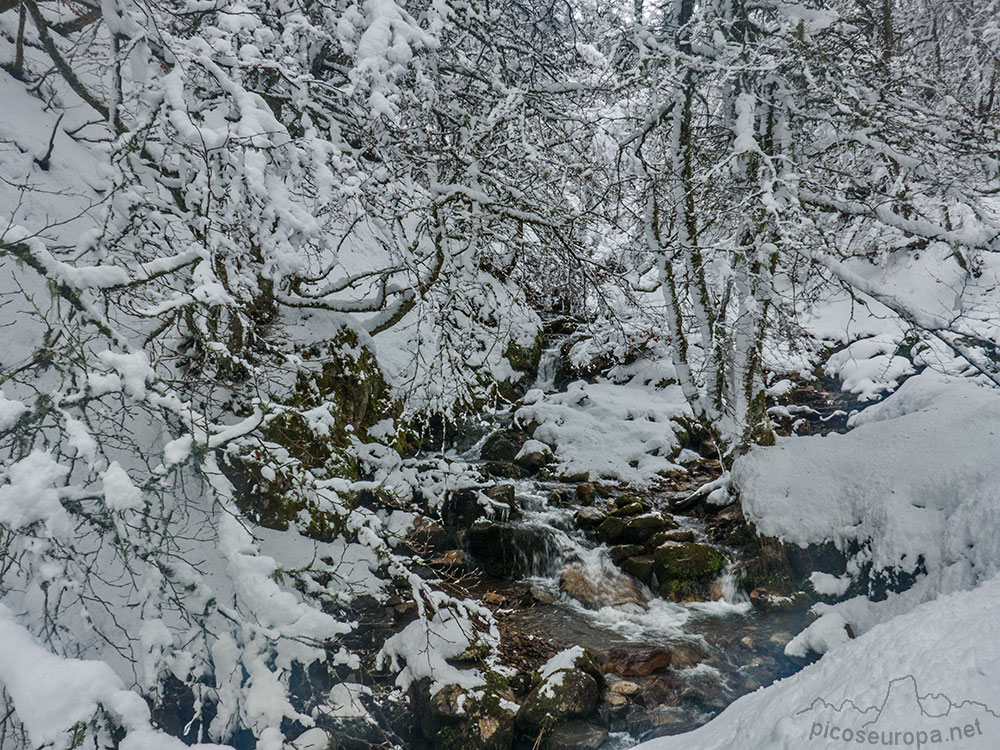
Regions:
[[647, 528, 694, 547], [528, 648, 604, 691], [621, 513, 677, 545], [516, 669, 599, 738], [610, 502, 645, 518], [219, 450, 351, 538], [614, 493, 641, 509], [653, 541, 727, 589], [594, 516, 626, 544], [411, 677, 517, 750], [497, 330, 544, 402]]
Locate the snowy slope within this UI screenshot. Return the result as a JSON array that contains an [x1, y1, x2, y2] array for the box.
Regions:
[[635, 571, 1000, 749], [636, 372, 1000, 749]]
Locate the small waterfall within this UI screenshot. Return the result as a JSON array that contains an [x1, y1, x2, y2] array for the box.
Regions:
[[533, 344, 562, 391], [716, 564, 750, 606]]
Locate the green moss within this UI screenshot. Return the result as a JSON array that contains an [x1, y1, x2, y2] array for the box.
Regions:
[[496, 329, 543, 402], [220, 451, 353, 539], [653, 542, 727, 581]]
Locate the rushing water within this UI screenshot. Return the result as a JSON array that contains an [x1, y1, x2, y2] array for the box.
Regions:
[[473, 479, 811, 745]]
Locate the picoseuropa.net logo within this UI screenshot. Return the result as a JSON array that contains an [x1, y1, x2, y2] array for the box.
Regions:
[[794, 676, 1000, 749]]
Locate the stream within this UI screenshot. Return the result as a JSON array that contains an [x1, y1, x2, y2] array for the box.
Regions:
[[445, 339, 816, 747], [459, 477, 811, 746]]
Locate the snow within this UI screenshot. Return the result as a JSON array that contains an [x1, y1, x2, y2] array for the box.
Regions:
[[517, 372, 690, 486], [825, 334, 915, 401], [163, 434, 194, 466], [0, 391, 28, 431], [637, 374, 1000, 748], [539, 646, 588, 681], [735, 373, 1000, 641], [102, 462, 144, 510], [810, 572, 852, 597], [785, 611, 852, 658], [0, 604, 231, 750], [0, 451, 71, 536], [378, 598, 498, 694], [635, 573, 1000, 750]]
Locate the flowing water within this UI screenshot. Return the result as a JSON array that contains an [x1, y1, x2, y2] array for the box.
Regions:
[[467, 479, 811, 745], [450, 331, 814, 745]]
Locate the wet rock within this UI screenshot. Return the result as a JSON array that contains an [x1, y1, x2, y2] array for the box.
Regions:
[[677, 672, 728, 710], [516, 669, 599, 738], [614, 493, 641, 508], [559, 566, 648, 609], [560, 471, 590, 483], [622, 513, 677, 545], [619, 555, 655, 585], [602, 645, 672, 676], [412, 677, 517, 750], [639, 673, 683, 708], [481, 429, 530, 462], [467, 522, 559, 579], [653, 541, 727, 600], [549, 487, 575, 505], [528, 585, 557, 605], [574, 506, 606, 530], [547, 721, 608, 750], [623, 704, 682, 735], [609, 681, 641, 696], [669, 642, 708, 669], [515, 440, 554, 471], [604, 691, 629, 710], [575, 482, 596, 505], [482, 460, 529, 479], [769, 631, 794, 648], [484, 484, 517, 511], [440, 488, 487, 528], [739, 636, 755, 649], [611, 502, 645, 518], [647, 528, 694, 547], [607, 544, 644, 564], [594, 516, 625, 544]]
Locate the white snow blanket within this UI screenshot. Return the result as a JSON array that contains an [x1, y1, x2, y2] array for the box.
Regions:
[[638, 372, 1000, 749]]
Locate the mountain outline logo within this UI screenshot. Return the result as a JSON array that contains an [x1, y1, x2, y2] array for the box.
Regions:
[[795, 675, 1000, 748]]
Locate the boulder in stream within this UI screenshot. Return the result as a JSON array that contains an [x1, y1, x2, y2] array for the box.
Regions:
[[647, 528, 695, 546], [547, 720, 608, 750], [608, 544, 644, 564], [594, 516, 625, 544], [601, 645, 673, 677], [653, 541, 727, 600], [619, 555, 656, 585], [480, 429, 530, 462], [514, 439, 554, 471], [621, 512, 677, 544], [574, 506, 606, 530], [516, 668, 599, 739], [411, 677, 517, 750], [575, 482, 596, 505], [559, 565, 648, 609]]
